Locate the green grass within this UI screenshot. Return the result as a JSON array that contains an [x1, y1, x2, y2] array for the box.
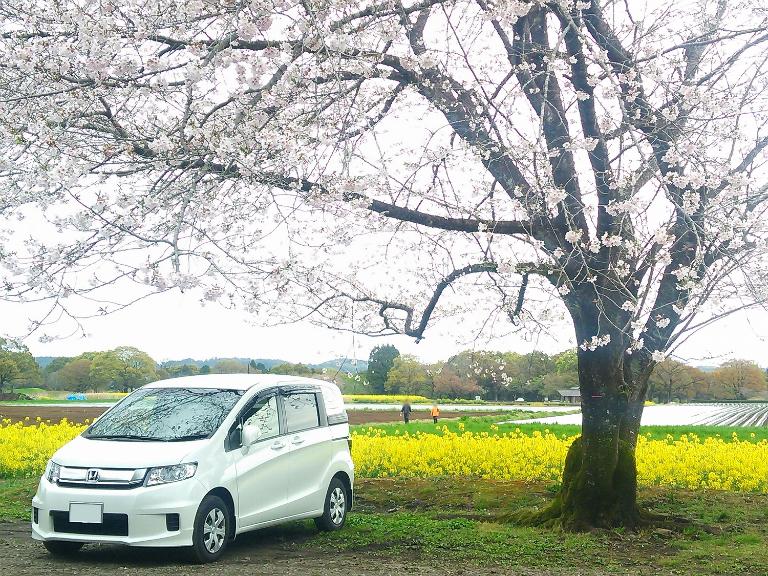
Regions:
[[352, 416, 768, 443], [5, 475, 768, 573], [351, 413, 579, 436], [0, 477, 37, 521], [322, 513, 601, 565], [316, 477, 768, 574], [637, 424, 768, 442]]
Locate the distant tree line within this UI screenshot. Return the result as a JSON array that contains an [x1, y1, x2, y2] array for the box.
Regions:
[[353, 346, 768, 402], [0, 338, 41, 393], [31, 350, 332, 394], [41, 346, 158, 393], [2, 342, 766, 402]]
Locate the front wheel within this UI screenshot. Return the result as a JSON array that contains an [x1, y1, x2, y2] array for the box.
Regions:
[[314, 477, 348, 531], [189, 495, 230, 563], [43, 540, 84, 556]]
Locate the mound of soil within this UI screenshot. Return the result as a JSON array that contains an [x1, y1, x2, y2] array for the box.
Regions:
[[0, 393, 30, 401]]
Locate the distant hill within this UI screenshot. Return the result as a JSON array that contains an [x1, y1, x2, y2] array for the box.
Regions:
[[312, 359, 368, 373], [159, 357, 285, 370], [36, 355, 368, 373], [696, 366, 717, 373], [35, 357, 58, 369], [158, 357, 368, 373]]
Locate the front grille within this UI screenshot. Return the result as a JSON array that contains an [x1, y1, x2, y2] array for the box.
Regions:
[[50, 511, 128, 536], [33, 507, 39, 524], [56, 466, 146, 489], [56, 481, 142, 490], [165, 513, 180, 531]]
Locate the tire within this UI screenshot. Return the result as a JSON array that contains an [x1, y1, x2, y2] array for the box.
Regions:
[[189, 495, 230, 563], [314, 477, 348, 531], [43, 540, 84, 556]]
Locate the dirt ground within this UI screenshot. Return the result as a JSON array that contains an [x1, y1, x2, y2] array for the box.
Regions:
[[0, 519, 618, 576], [0, 404, 512, 426]]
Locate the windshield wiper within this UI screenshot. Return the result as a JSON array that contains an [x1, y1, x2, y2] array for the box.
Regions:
[[86, 434, 157, 441], [162, 433, 211, 442]]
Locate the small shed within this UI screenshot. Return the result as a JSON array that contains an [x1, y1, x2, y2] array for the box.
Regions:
[[558, 387, 581, 404]]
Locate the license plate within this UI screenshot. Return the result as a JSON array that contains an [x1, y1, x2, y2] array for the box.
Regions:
[[69, 502, 103, 524]]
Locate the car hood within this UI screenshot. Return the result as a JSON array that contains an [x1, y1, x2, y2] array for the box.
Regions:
[[52, 434, 205, 469]]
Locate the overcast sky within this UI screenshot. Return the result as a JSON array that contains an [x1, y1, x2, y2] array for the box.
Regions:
[[1, 287, 765, 368]]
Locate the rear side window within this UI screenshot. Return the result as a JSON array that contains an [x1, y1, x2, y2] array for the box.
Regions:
[[284, 393, 320, 433]]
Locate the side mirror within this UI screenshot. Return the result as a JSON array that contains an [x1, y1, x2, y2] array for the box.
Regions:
[[242, 424, 262, 447]]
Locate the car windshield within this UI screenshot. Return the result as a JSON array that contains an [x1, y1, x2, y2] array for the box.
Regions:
[[83, 387, 244, 441]]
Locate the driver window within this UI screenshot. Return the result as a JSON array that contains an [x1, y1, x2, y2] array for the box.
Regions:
[[242, 395, 279, 441]]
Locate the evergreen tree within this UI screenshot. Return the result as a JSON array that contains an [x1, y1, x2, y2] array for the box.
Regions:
[[366, 345, 400, 395]]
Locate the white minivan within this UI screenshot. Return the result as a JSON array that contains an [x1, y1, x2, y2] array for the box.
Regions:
[[31, 374, 354, 563]]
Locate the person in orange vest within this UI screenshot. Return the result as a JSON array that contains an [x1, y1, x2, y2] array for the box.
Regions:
[[430, 403, 440, 423]]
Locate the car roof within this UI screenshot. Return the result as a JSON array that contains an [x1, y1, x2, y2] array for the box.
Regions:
[[144, 373, 328, 392]]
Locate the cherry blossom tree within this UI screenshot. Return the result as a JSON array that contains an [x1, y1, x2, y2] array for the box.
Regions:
[[2, 0, 768, 529]]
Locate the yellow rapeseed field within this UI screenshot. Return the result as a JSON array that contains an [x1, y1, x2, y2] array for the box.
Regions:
[[343, 394, 431, 403], [4, 420, 768, 493], [351, 427, 768, 493], [0, 418, 86, 478], [635, 432, 768, 492]]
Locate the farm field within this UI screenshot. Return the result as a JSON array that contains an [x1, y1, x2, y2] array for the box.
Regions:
[[349, 421, 768, 492], [529, 402, 768, 426], [4, 413, 768, 492], [3, 411, 768, 574], [6, 400, 768, 427], [0, 404, 524, 427]]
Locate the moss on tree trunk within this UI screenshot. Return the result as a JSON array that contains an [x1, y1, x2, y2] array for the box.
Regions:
[[519, 433, 641, 529], [543, 434, 640, 529], [519, 337, 650, 531]]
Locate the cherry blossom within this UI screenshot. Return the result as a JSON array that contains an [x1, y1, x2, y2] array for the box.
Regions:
[[1, 0, 767, 529]]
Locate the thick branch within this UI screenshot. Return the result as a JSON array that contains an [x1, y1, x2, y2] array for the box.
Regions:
[[368, 262, 498, 340]]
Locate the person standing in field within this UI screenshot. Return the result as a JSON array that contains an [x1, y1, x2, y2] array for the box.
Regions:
[[430, 403, 440, 423], [400, 402, 411, 424]]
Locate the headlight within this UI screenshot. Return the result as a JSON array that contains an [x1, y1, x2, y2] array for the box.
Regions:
[[46, 461, 61, 484], [145, 463, 197, 486]]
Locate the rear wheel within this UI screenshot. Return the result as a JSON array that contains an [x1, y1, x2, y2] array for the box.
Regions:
[[314, 477, 348, 531], [190, 495, 230, 563], [43, 540, 84, 556]]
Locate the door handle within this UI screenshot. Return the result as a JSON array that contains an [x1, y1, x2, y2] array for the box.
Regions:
[[291, 436, 305, 445], [271, 442, 286, 450]]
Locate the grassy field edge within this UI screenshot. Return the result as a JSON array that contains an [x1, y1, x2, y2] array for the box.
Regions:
[[5, 476, 768, 574]]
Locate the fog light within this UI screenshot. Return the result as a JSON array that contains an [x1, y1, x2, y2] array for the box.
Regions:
[[166, 513, 180, 531]]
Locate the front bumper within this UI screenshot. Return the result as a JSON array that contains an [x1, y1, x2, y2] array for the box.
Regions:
[[31, 476, 208, 547]]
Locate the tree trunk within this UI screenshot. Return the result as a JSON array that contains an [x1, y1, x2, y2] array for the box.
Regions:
[[524, 338, 648, 530]]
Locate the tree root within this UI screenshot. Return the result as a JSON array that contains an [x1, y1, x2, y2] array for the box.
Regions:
[[507, 436, 644, 531]]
